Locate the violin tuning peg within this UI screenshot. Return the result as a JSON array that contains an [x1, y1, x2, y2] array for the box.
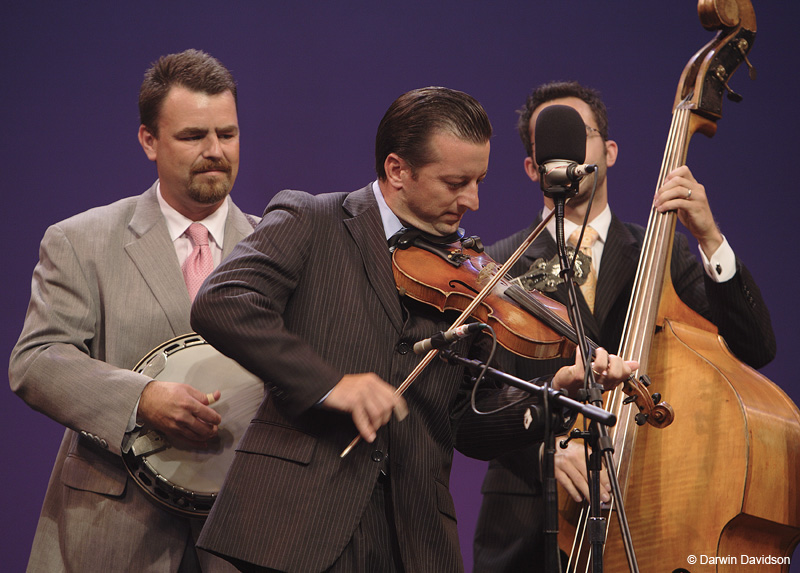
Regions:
[[635, 413, 649, 426], [622, 395, 638, 405], [651, 392, 662, 404], [638, 374, 651, 388]]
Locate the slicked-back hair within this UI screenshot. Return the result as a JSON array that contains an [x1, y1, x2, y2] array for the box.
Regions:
[[139, 49, 238, 137], [375, 86, 492, 180], [517, 81, 609, 158]]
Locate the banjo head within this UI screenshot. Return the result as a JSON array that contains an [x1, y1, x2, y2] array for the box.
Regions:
[[123, 334, 264, 516]]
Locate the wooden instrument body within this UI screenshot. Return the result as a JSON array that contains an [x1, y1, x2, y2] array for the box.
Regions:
[[558, 1, 800, 569], [560, 282, 800, 571]]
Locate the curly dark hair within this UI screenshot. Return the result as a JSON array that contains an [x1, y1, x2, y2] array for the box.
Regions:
[[517, 81, 608, 158]]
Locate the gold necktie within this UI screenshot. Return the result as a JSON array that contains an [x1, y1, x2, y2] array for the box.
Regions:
[[568, 226, 599, 312]]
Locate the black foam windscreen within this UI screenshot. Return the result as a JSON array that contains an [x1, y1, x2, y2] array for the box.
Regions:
[[534, 104, 587, 166]]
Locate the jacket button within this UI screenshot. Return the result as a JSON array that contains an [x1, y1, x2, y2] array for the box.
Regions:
[[371, 450, 385, 463], [396, 342, 410, 355]]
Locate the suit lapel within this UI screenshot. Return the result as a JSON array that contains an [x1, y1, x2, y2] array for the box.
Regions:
[[593, 215, 639, 327], [124, 185, 192, 335], [342, 186, 404, 333], [123, 188, 258, 339], [222, 198, 257, 259]]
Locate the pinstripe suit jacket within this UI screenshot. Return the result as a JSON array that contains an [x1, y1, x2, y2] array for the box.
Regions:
[[9, 183, 255, 572], [473, 211, 776, 571], [190, 185, 564, 572]]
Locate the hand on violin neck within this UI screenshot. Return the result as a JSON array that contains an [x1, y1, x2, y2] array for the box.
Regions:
[[552, 347, 639, 397], [320, 373, 408, 443]]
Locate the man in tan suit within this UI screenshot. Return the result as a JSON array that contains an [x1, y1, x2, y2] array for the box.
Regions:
[[9, 49, 255, 572]]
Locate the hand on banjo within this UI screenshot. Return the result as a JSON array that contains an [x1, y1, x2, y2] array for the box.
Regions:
[[138, 380, 222, 448]]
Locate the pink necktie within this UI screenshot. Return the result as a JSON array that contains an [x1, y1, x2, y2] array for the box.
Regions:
[[569, 226, 599, 312], [182, 223, 213, 301]]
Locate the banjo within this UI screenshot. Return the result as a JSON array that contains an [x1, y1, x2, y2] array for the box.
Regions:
[[122, 333, 264, 516]]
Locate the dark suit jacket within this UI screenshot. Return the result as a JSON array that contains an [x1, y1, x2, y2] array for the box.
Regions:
[[473, 212, 776, 572], [190, 185, 567, 573]]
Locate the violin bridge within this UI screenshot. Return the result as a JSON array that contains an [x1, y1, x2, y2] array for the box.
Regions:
[[476, 262, 498, 287]]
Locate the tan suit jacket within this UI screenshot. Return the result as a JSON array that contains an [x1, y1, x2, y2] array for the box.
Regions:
[[9, 182, 255, 572]]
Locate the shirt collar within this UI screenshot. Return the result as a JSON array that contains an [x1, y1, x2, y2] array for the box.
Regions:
[[155, 180, 229, 247], [542, 202, 612, 245], [372, 180, 405, 240]]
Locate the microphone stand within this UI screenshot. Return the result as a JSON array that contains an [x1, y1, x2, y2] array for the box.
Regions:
[[546, 182, 640, 573], [438, 348, 617, 427], [438, 347, 616, 573]]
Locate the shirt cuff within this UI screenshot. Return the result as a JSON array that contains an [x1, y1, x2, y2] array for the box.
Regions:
[[122, 397, 143, 453], [126, 397, 141, 432], [698, 235, 736, 283]]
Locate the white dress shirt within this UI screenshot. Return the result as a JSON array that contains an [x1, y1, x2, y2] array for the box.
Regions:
[[541, 204, 736, 282]]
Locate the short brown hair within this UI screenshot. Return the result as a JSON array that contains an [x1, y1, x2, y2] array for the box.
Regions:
[[139, 49, 237, 136], [375, 86, 492, 179], [517, 81, 609, 158]]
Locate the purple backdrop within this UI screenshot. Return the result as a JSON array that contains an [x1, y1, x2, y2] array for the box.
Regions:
[[3, 2, 798, 571]]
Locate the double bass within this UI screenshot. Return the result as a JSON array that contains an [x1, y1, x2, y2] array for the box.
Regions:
[[560, 1, 800, 571]]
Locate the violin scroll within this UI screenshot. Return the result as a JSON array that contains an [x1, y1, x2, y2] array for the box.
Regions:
[[621, 374, 675, 429]]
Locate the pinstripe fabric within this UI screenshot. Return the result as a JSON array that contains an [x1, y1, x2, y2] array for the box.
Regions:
[[190, 185, 563, 572], [9, 183, 255, 572], [326, 477, 404, 572], [473, 211, 776, 572]]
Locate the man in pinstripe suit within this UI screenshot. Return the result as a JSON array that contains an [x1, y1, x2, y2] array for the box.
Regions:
[[190, 86, 637, 572], [473, 81, 776, 572]]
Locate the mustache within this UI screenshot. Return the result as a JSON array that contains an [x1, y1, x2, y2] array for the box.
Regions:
[[191, 159, 232, 175]]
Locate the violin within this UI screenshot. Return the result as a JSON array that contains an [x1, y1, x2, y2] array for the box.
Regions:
[[340, 224, 672, 458], [391, 230, 674, 429]]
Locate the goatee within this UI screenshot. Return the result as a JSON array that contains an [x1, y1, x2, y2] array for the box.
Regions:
[[187, 176, 231, 204], [188, 159, 233, 204]]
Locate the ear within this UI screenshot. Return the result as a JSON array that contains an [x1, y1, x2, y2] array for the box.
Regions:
[[384, 153, 410, 189], [604, 139, 619, 168], [138, 125, 158, 162], [524, 156, 540, 183]]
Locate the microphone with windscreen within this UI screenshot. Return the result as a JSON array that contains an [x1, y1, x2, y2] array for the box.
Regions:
[[534, 104, 596, 197]]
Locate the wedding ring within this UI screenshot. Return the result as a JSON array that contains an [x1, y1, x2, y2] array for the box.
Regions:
[[686, 188, 692, 200], [206, 392, 217, 405]]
